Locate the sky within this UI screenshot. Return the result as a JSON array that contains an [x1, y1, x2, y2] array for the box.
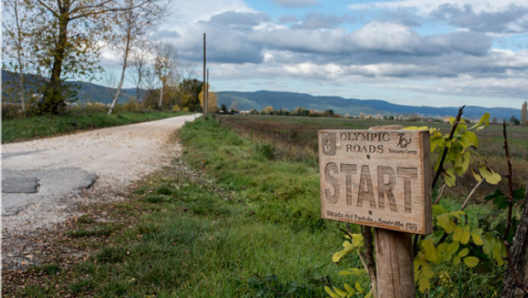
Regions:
[[101, 0, 528, 109]]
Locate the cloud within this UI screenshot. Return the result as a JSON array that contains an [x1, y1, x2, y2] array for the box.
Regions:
[[151, 30, 181, 40], [291, 12, 356, 29], [431, 4, 528, 33], [272, 0, 319, 8], [278, 14, 298, 24], [206, 11, 271, 28]]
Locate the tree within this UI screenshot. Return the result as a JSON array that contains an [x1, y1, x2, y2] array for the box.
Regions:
[[510, 115, 520, 125], [25, 0, 160, 114], [262, 106, 274, 115], [199, 84, 218, 114], [2, 0, 31, 112], [492, 116, 499, 124], [153, 42, 179, 109], [521, 101, 527, 126], [129, 40, 151, 103], [178, 78, 202, 111], [107, 0, 163, 114]]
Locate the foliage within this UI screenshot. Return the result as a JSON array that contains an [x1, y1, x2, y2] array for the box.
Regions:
[[328, 113, 523, 297], [199, 83, 218, 114]]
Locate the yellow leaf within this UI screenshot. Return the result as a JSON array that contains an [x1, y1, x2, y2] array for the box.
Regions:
[[418, 275, 431, 293], [458, 248, 469, 257], [433, 205, 447, 216], [453, 226, 463, 242], [338, 268, 366, 276], [446, 242, 460, 255], [453, 256, 461, 265], [463, 256, 479, 268], [355, 282, 365, 294], [479, 166, 501, 185], [351, 234, 364, 247], [422, 269, 435, 279], [364, 291, 373, 298], [324, 286, 340, 298], [333, 287, 348, 297], [437, 214, 455, 233], [471, 233, 483, 246], [344, 283, 356, 295], [461, 226, 471, 244], [469, 113, 490, 131], [472, 168, 482, 182], [404, 126, 429, 130]]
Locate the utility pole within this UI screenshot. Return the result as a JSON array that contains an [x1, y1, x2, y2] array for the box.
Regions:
[[203, 33, 207, 120], [206, 68, 209, 116]]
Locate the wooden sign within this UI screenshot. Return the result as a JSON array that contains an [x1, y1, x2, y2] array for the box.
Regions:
[[319, 129, 432, 235]]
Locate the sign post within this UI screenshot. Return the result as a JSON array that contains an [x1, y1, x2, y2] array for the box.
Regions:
[[318, 128, 432, 297]]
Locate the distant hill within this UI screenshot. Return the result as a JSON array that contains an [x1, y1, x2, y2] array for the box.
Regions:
[[2, 71, 520, 119], [2, 70, 142, 104], [217, 91, 521, 120]]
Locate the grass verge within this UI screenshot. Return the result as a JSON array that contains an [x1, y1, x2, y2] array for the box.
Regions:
[[2, 111, 191, 143], [4, 118, 359, 297]]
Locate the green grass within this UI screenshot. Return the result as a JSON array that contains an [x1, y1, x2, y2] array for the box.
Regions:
[[2, 111, 191, 143], [9, 118, 360, 297]]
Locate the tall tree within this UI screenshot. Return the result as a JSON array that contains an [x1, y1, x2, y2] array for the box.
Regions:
[[153, 42, 179, 109], [129, 40, 152, 103], [27, 0, 158, 114], [2, 0, 31, 111], [107, 0, 163, 114], [521, 101, 527, 127]]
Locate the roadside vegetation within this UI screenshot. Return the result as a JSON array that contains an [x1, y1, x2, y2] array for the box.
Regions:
[[2, 106, 191, 143], [3, 116, 526, 297]]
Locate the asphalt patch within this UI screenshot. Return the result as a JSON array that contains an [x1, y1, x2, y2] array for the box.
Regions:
[[2, 177, 40, 193]]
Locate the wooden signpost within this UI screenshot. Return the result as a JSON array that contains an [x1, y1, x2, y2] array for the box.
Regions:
[[319, 128, 433, 297]]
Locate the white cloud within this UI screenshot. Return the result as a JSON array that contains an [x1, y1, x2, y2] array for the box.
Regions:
[[348, 0, 528, 14]]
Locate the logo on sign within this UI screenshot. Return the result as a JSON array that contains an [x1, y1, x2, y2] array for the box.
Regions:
[[397, 133, 412, 148], [322, 133, 336, 156]]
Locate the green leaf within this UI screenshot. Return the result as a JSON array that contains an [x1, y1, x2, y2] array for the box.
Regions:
[[484, 189, 504, 201], [482, 234, 495, 255], [463, 256, 479, 268], [433, 204, 447, 217], [513, 189, 526, 201]]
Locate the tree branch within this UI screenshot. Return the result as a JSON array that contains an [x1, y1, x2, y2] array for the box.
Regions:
[[431, 105, 465, 190], [35, 0, 59, 17]]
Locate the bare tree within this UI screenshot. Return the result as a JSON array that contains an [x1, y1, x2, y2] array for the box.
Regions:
[[2, 0, 31, 111], [107, 0, 163, 114], [128, 40, 152, 103], [153, 42, 179, 109]]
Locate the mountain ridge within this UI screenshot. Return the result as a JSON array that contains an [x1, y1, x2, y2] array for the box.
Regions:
[[217, 90, 521, 120]]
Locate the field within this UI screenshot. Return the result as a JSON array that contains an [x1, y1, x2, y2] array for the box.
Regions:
[[217, 115, 528, 195], [3, 115, 526, 297]]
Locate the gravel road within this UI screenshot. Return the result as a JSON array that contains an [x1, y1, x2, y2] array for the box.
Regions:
[[2, 113, 200, 234]]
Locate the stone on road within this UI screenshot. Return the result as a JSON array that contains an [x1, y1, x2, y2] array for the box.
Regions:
[[2, 113, 200, 233]]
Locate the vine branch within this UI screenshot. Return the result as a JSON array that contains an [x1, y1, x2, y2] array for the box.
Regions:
[[501, 120, 528, 295]]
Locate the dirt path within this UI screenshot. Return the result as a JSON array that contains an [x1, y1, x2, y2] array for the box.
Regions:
[[2, 113, 200, 235]]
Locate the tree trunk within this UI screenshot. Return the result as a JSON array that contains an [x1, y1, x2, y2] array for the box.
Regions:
[[14, 1, 26, 112], [41, 14, 69, 114], [502, 185, 528, 298], [158, 84, 164, 109], [108, 29, 132, 115]]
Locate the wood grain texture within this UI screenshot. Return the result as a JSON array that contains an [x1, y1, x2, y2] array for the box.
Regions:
[[375, 229, 415, 298], [319, 129, 432, 235]]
